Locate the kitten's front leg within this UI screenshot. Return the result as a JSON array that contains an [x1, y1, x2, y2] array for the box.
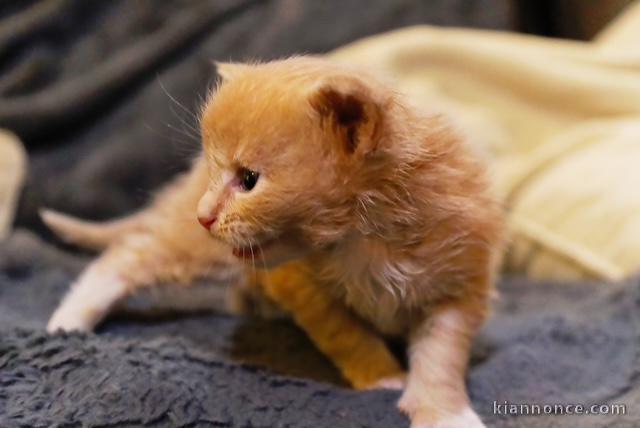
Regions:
[[46, 231, 188, 332], [48, 240, 146, 332], [398, 299, 486, 428], [47, 229, 236, 332], [47, 244, 133, 332], [257, 262, 406, 390], [46, 157, 232, 332]]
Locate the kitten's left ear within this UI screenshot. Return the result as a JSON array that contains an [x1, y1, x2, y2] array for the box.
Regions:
[[309, 76, 383, 156], [213, 61, 245, 81]]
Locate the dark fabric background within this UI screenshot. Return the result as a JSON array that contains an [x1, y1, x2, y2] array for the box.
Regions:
[[3, 1, 638, 428], [2, 0, 510, 234]]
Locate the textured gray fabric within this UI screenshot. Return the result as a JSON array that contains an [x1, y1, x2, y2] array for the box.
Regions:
[[1, 230, 639, 427]]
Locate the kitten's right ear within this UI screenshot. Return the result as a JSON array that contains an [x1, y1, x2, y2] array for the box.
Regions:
[[213, 61, 245, 81], [309, 75, 383, 157]]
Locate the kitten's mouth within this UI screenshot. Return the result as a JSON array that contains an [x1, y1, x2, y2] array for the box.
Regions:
[[232, 239, 275, 259]]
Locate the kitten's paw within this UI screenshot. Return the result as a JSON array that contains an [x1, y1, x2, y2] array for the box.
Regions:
[[398, 391, 484, 428], [47, 270, 127, 333], [413, 407, 484, 428], [47, 307, 95, 333], [362, 372, 407, 390]]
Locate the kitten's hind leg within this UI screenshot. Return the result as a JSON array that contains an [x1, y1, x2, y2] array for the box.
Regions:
[[39, 160, 207, 252], [40, 209, 146, 251]]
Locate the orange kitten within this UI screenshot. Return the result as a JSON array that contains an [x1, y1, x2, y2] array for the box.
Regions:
[[44, 56, 504, 428]]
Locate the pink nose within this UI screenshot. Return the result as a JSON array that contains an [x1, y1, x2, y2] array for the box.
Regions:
[[198, 215, 217, 230]]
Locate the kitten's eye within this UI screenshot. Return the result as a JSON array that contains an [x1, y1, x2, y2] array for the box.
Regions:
[[238, 167, 260, 191]]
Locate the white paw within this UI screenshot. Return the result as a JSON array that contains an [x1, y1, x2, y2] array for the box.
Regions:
[[410, 406, 485, 428], [47, 269, 128, 333], [47, 306, 95, 333]]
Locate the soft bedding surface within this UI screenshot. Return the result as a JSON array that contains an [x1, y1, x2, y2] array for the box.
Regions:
[[1, 1, 639, 427], [2, 231, 639, 427]]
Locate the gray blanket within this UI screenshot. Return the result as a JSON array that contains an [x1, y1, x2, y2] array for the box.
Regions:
[[2, 1, 638, 427], [2, 231, 639, 427]]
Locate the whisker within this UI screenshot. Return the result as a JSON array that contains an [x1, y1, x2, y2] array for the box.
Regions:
[[157, 77, 200, 124], [142, 122, 201, 164], [156, 77, 204, 149], [144, 122, 198, 146], [164, 121, 200, 143], [257, 242, 268, 272], [168, 104, 201, 139], [249, 239, 257, 281]]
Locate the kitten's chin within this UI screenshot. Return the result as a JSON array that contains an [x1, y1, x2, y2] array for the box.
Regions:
[[232, 239, 306, 269]]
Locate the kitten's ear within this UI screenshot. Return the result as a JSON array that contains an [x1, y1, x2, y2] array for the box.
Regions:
[[214, 61, 245, 81], [309, 76, 383, 156]]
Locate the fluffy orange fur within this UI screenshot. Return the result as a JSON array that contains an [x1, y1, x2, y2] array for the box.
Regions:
[[43, 56, 504, 428]]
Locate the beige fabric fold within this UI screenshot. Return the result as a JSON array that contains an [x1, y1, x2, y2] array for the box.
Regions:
[[0, 129, 26, 240], [330, 1, 640, 281]]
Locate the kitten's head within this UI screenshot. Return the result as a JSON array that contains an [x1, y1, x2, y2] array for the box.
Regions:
[[197, 57, 393, 267]]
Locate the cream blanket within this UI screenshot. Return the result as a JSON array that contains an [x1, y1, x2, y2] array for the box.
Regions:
[[331, 1, 640, 282], [0, 130, 25, 240]]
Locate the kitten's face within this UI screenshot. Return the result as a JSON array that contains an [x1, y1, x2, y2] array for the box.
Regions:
[[197, 58, 385, 267]]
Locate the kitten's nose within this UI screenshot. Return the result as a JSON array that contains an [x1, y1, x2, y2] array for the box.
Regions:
[[198, 215, 217, 230], [197, 190, 219, 230]]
